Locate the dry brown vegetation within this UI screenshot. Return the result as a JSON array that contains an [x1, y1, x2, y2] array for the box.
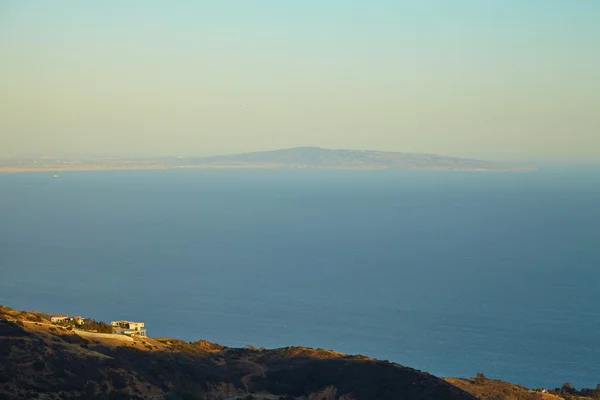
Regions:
[[445, 376, 598, 400], [446, 377, 556, 400]]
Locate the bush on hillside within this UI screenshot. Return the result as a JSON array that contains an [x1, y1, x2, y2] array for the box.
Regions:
[[474, 372, 488, 385]]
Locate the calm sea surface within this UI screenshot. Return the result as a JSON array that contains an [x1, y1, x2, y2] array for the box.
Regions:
[[1, 169, 599, 388]]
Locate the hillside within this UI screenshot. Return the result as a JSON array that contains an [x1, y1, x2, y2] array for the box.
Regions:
[[445, 378, 561, 400], [0, 147, 533, 172], [445, 377, 598, 400], [3, 306, 594, 400], [0, 305, 476, 400]]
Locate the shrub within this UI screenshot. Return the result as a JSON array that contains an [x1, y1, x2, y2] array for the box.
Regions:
[[474, 372, 487, 385], [32, 360, 45, 371], [0, 369, 9, 383]]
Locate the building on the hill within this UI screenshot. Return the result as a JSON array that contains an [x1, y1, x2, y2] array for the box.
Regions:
[[111, 320, 146, 336], [50, 315, 84, 325]]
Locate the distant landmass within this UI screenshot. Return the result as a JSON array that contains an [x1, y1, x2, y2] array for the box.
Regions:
[[196, 147, 532, 171], [0, 147, 534, 172]]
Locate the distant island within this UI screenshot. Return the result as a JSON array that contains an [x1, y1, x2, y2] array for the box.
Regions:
[[0, 305, 594, 400], [0, 147, 534, 173]]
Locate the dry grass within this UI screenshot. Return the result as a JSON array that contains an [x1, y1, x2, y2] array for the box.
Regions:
[[273, 346, 347, 359], [445, 378, 564, 400]]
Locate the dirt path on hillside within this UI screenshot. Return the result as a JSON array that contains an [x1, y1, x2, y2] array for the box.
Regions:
[[22, 320, 134, 342]]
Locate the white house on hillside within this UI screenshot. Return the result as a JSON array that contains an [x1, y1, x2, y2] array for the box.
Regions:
[[50, 315, 84, 325], [111, 320, 146, 336]]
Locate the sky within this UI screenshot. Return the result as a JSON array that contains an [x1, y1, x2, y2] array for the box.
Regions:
[[1, 1, 599, 162]]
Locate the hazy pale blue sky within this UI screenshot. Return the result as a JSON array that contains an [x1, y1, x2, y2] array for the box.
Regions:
[[1, 1, 599, 161]]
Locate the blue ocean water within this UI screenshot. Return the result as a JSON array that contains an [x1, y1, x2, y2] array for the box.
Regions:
[[1, 169, 599, 388]]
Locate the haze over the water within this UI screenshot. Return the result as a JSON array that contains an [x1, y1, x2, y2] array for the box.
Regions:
[[1, 1, 599, 162]]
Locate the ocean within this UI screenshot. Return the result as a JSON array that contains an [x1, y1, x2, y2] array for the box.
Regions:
[[1, 168, 599, 388]]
